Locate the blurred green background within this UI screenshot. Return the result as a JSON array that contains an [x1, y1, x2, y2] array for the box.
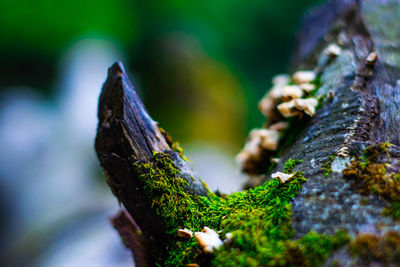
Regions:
[[0, 0, 321, 149], [0, 0, 322, 266]]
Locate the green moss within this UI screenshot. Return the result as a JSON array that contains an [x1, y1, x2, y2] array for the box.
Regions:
[[322, 153, 337, 178], [316, 94, 326, 110], [343, 143, 398, 199], [135, 153, 349, 266], [383, 201, 400, 220], [159, 127, 189, 161], [296, 230, 350, 267], [349, 231, 400, 264], [170, 141, 189, 161], [363, 142, 392, 157], [284, 158, 303, 173], [343, 143, 400, 220], [309, 75, 322, 96]]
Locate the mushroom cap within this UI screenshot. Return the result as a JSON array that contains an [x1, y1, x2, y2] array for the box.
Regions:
[[271, 171, 294, 184], [292, 70, 316, 84]]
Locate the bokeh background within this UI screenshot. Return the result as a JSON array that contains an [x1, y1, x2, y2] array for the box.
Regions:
[[0, 0, 322, 266]]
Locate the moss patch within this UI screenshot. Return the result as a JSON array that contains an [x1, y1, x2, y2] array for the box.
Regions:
[[349, 231, 400, 264], [342, 143, 400, 220], [384, 201, 400, 220], [159, 127, 189, 161], [322, 153, 337, 178], [136, 152, 349, 266]]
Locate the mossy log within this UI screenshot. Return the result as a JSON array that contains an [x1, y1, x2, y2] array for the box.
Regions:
[[95, 0, 400, 266]]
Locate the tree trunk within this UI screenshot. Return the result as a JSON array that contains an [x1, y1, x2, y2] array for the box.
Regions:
[[95, 0, 400, 266]]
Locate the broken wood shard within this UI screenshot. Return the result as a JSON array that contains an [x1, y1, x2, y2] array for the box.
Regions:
[[95, 62, 209, 264], [110, 209, 149, 267], [96, 62, 169, 161]]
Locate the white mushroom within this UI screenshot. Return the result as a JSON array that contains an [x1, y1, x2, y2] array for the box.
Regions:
[[337, 146, 350, 157], [277, 98, 318, 118], [271, 158, 280, 164], [236, 128, 280, 172], [249, 129, 280, 151], [272, 74, 290, 86], [194, 227, 223, 254], [324, 44, 342, 58], [236, 131, 261, 165], [298, 83, 315, 93], [282, 85, 304, 101], [236, 128, 279, 163], [293, 98, 318, 117], [366, 52, 377, 65], [258, 86, 283, 118], [177, 228, 193, 239], [277, 100, 300, 118], [271, 172, 294, 184], [224, 232, 233, 243], [292, 70, 316, 84]]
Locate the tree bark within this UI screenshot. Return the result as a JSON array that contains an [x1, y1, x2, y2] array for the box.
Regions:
[[95, 0, 400, 266]]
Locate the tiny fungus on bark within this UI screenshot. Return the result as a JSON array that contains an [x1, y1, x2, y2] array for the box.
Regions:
[[292, 70, 316, 84], [272, 74, 290, 86], [194, 227, 223, 254], [271, 171, 294, 184], [282, 85, 304, 101], [299, 83, 315, 93], [177, 228, 193, 239], [366, 51, 377, 65], [277, 98, 318, 118], [324, 44, 342, 58]]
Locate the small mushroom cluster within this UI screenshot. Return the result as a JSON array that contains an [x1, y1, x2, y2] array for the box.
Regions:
[[258, 71, 319, 120], [237, 70, 319, 174], [236, 122, 288, 174], [273, 70, 319, 119]]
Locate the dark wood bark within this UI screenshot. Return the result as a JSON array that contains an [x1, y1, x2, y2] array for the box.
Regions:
[[95, 62, 209, 264], [277, 0, 400, 236], [110, 209, 149, 267], [95, 0, 400, 266], [275, 0, 400, 265]]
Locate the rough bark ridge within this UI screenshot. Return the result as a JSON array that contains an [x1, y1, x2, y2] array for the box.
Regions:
[[283, 0, 400, 236], [95, 0, 400, 266], [272, 0, 400, 264]]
